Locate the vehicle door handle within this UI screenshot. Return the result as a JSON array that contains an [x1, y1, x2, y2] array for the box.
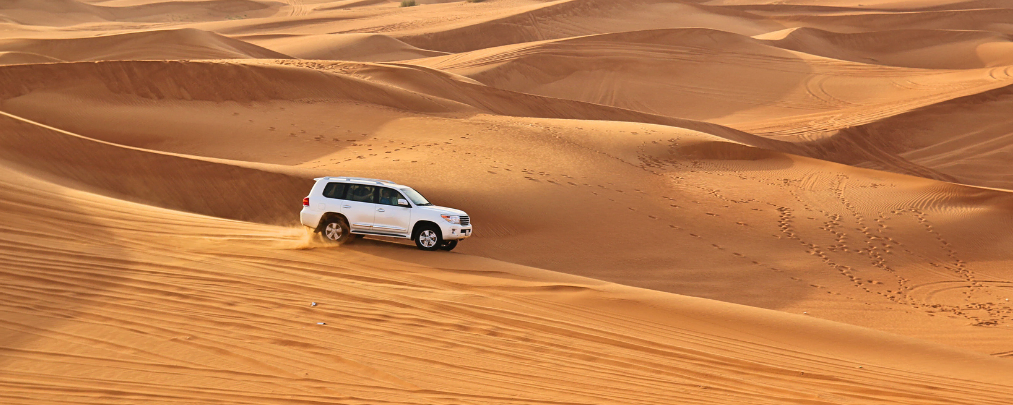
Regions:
[[377, 208, 385, 212], [342, 205, 351, 208]]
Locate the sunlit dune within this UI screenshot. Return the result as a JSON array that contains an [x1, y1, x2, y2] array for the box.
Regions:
[[2, 0, 1013, 403]]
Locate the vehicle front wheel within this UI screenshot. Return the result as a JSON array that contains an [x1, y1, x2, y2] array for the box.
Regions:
[[414, 226, 443, 251], [320, 217, 352, 244], [438, 240, 458, 251]]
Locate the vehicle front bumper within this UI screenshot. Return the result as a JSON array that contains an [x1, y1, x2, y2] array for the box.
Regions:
[[442, 224, 473, 240]]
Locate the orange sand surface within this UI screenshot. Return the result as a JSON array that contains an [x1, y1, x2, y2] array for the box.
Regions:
[[2, 0, 1013, 403]]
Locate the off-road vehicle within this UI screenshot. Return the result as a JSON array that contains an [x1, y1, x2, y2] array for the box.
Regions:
[[300, 177, 472, 251]]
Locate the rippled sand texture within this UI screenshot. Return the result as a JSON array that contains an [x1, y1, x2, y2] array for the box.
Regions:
[[2, 0, 1013, 403]]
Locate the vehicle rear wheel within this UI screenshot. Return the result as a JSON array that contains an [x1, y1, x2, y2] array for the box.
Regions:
[[414, 225, 442, 251], [438, 240, 458, 251], [321, 217, 352, 244]]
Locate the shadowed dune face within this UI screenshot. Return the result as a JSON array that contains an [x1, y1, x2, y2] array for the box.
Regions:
[[3, 0, 1013, 403], [815, 83, 1013, 189], [396, 0, 784, 53], [412, 29, 816, 122], [411, 28, 1013, 129], [0, 111, 312, 225], [0, 51, 63, 65], [0, 60, 463, 110], [757, 28, 1013, 69], [0, 0, 281, 26], [771, 7, 1013, 35], [247, 33, 448, 62], [0, 28, 292, 61]]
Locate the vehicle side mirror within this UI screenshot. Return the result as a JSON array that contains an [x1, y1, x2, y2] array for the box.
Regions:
[[398, 199, 410, 207]]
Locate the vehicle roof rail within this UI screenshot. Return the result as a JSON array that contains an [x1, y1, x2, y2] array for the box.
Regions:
[[333, 176, 397, 185]]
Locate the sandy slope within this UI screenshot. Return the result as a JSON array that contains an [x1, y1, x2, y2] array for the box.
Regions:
[[0, 0, 281, 26], [248, 33, 448, 62], [756, 27, 1013, 69], [410, 28, 1013, 127], [811, 82, 1013, 190], [2, 123, 1013, 403], [4, 58, 1012, 354], [0, 29, 291, 61], [0, 51, 63, 65], [2, 0, 1013, 403]]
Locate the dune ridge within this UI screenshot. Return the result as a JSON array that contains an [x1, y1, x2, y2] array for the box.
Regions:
[[2, 0, 1013, 403], [814, 82, 1013, 189], [757, 27, 1013, 69], [0, 60, 461, 111], [773, 7, 1013, 34], [0, 51, 63, 65], [0, 0, 280, 26], [410, 27, 1013, 132], [397, 0, 779, 53], [0, 109, 310, 224], [0, 28, 292, 62], [0, 58, 787, 150], [250, 33, 448, 62]]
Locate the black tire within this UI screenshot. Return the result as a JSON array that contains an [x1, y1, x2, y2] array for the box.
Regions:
[[414, 225, 443, 251], [320, 217, 352, 244], [438, 240, 458, 251]]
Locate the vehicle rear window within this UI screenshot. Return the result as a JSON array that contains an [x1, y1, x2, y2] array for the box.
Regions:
[[322, 182, 346, 199], [346, 184, 376, 203]]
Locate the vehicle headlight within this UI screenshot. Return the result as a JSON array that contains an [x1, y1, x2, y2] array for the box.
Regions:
[[441, 214, 460, 224]]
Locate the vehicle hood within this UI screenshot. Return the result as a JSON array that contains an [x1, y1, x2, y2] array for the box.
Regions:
[[416, 205, 467, 216]]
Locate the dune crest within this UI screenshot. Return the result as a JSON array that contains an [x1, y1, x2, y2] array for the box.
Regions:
[[1, 0, 280, 26], [411, 27, 1013, 127], [0, 28, 291, 61], [2, 0, 1013, 403], [0, 51, 63, 65], [758, 27, 1013, 69], [251, 33, 448, 62]]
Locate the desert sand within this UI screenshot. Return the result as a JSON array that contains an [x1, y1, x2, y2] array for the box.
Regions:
[[1, 0, 1013, 403]]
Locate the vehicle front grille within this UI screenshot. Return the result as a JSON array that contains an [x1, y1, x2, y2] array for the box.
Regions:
[[460, 216, 470, 226]]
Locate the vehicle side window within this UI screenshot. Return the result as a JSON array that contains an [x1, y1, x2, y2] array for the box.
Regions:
[[322, 182, 346, 199], [346, 184, 376, 203], [378, 188, 405, 206]]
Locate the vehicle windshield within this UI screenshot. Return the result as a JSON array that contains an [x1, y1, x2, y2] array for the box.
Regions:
[[401, 187, 432, 206]]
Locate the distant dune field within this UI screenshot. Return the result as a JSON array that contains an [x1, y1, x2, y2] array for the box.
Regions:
[[1, 0, 1012, 403]]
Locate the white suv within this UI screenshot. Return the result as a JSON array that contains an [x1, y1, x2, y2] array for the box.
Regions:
[[300, 177, 472, 251]]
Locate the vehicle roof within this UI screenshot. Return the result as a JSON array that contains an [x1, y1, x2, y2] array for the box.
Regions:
[[314, 176, 406, 188]]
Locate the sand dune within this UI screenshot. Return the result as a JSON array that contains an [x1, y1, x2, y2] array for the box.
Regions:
[[0, 110, 310, 224], [3, 56, 1012, 355], [0, 51, 63, 65], [0, 59, 780, 155], [0, 29, 290, 61], [818, 82, 1013, 189], [2, 158, 1013, 404], [0, 60, 460, 111], [397, 0, 782, 53], [3, 0, 1013, 403], [289, 112, 1013, 353], [411, 28, 1013, 127], [772, 7, 1013, 35], [2, 0, 281, 26], [757, 27, 1013, 69], [250, 33, 448, 62]]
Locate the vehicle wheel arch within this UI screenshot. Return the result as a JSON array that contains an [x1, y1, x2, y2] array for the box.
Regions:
[[411, 220, 440, 240], [316, 212, 349, 232]]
